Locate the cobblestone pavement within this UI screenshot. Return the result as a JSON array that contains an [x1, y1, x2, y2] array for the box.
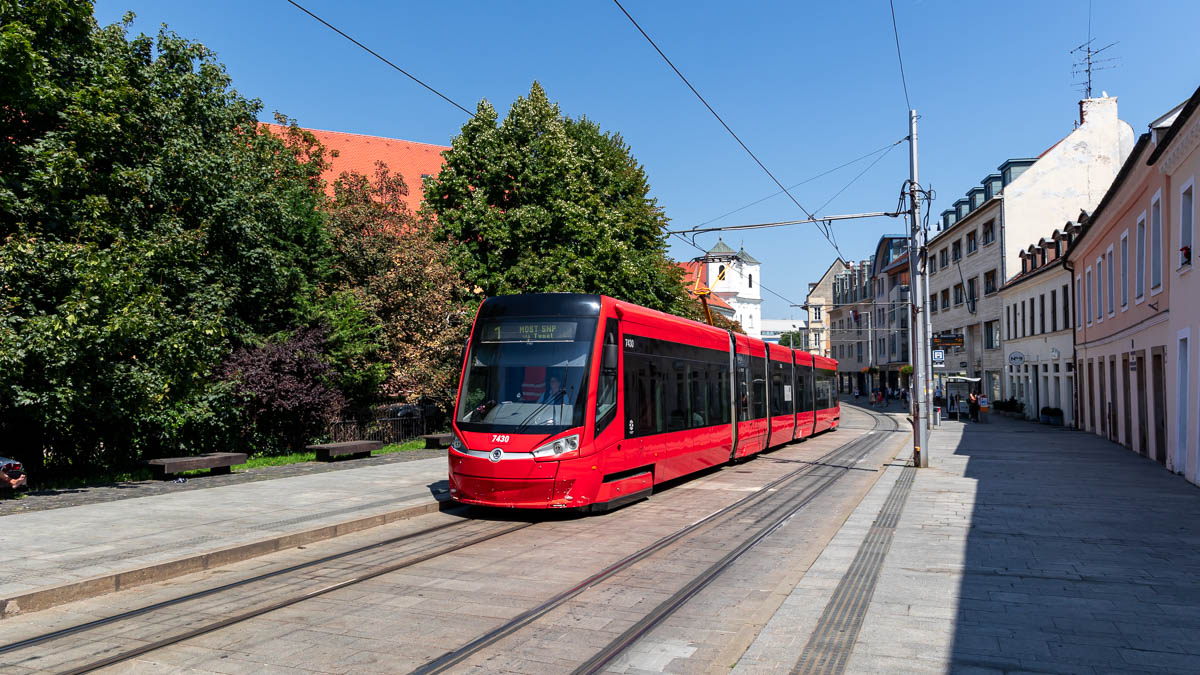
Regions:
[[0, 407, 905, 673], [0, 448, 445, 516], [740, 412, 1200, 674]]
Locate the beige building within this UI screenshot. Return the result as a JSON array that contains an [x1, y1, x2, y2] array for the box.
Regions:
[[829, 259, 874, 393], [928, 192, 1006, 401], [804, 259, 847, 358]]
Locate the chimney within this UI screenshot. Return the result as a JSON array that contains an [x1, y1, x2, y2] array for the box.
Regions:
[[1079, 93, 1116, 126]]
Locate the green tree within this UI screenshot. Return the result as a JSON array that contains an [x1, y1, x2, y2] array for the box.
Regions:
[[0, 3, 336, 475], [777, 330, 807, 349], [425, 82, 694, 316]]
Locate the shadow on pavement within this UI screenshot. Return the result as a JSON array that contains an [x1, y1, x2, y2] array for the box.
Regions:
[[948, 417, 1200, 672]]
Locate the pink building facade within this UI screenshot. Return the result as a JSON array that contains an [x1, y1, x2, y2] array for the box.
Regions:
[[1068, 92, 1198, 482]]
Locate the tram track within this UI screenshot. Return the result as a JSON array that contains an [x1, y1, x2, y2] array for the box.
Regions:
[[415, 408, 902, 674], [6, 408, 900, 674]]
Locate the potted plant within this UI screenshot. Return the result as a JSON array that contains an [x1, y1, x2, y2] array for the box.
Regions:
[[1046, 407, 1064, 426], [1040, 406, 1053, 424]]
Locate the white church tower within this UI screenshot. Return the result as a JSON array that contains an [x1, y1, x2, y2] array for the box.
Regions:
[[704, 238, 763, 338]]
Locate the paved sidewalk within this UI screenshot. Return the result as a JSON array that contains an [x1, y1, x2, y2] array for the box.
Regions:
[[738, 413, 1200, 673], [0, 455, 448, 617], [0, 448, 445, 515]]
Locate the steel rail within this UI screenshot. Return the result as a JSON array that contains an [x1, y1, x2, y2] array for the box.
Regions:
[[574, 410, 899, 674], [0, 517, 474, 655], [56, 521, 532, 675], [412, 410, 897, 674]]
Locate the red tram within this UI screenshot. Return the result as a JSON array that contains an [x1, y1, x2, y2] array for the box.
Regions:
[[448, 294, 839, 510]]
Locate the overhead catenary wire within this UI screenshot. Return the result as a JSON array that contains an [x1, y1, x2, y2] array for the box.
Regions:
[[888, 0, 912, 112], [285, 0, 474, 117], [612, 0, 844, 256], [697, 138, 906, 228]]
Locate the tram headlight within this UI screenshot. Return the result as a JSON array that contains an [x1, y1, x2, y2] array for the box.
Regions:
[[531, 433, 580, 458], [451, 435, 465, 452]]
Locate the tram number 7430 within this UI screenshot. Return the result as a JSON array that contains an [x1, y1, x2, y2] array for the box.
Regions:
[[491, 434, 511, 444]]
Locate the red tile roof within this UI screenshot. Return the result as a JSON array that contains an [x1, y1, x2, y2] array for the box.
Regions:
[[261, 123, 449, 212]]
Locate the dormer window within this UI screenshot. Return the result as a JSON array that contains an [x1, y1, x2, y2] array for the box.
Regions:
[[1021, 255, 1028, 274]]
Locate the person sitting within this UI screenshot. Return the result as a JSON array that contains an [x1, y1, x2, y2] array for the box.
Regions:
[[539, 376, 569, 404]]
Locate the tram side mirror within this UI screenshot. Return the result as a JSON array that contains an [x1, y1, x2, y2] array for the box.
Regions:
[[602, 342, 619, 371]]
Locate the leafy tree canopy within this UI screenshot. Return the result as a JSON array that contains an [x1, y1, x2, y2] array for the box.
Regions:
[[0, 2, 335, 473], [425, 82, 694, 317]]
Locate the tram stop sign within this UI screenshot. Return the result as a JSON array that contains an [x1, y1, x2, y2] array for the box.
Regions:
[[931, 349, 946, 368]]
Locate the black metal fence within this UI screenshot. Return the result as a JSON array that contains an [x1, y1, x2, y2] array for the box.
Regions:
[[327, 404, 437, 445]]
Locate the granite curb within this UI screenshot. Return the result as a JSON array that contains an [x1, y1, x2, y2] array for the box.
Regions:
[[0, 493, 451, 620]]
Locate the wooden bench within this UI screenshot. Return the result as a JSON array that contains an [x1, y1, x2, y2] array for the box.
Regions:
[[147, 452, 247, 480], [306, 440, 382, 462], [421, 433, 453, 449]]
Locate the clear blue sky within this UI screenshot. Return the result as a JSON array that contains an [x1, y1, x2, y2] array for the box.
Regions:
[[94, 0, 1200, 319]]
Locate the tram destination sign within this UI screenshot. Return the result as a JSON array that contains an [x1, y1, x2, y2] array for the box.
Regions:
[[932, 334, 964, 349], [482, 320, 578, 342]]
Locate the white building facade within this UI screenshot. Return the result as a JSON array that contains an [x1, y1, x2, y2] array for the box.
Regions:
[[998, 223, 1079, 426], [705, 239, 764, 338]]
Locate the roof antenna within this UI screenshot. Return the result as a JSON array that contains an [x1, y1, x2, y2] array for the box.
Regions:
[[1070, 0, 1119, 102]]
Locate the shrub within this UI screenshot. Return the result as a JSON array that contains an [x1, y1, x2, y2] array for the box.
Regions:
[[218, 328, 345, 454]]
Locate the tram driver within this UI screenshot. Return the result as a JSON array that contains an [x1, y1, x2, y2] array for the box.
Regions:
[[539, 375, 569, 404]]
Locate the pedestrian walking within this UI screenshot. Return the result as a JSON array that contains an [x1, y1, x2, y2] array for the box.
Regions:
[[969, 391, 980, 423], [854, 387, 860, 401]]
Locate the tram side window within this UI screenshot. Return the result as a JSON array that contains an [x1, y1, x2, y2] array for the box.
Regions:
[[625, 355, 664, 437], [737, 354, 751, 422], [626, 350, 730, 437], [769, 361, 788, 416], [814, 370, 834, 410], [595, 319, 619, 433], [794, 366, 812, 413], [751, 356, 767, 420], [709, 366, 731, 425], [666, 360, 689, 432]]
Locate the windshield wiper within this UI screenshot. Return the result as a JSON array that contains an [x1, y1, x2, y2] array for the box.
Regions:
[[514, 393, 567, 433]]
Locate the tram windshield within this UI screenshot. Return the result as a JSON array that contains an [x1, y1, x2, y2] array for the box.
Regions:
[[456, 318, 596, 434]]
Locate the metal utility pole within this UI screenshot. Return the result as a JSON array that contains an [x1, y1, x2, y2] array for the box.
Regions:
[[907, 109, 930, 468]]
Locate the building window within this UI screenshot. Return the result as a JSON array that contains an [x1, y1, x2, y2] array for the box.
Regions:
[[967, 231, 978, 253], [1106, 249, 1114, 315], [967, 278, 978, 308], [1121, 232, 1129, 308], [940, 248, 949, 268], [941, 289, 950, 310], [985, 320, 1000, 349], [952, 241, 962, 261], [1029, 297, 1036, 334], [982, 220, 995, 245], [1051, 289, 1058, 332], [929, 256, 937, 274], [953, 283, 964, 306], [1136, 214, 1146, 299], [748, 273, 754, 289], [984, 270, 997, 294], [1086, 267, 1093, 324], [812, 306, 821, 320], [1006, 304, 1012, 340], [929, 294, 937, 313], [1096, 257, 1104, 321], [1039, 294, 1046, 334], [1151, 193, 1163, 291], [857, 341, 863, 362], [1075, 277, 1082, 328], [1062, 283, 1070, 328], [1182, 181, 1194, 267]]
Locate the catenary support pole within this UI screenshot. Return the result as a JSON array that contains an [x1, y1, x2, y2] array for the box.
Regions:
[[908, 109, 930, 468]]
